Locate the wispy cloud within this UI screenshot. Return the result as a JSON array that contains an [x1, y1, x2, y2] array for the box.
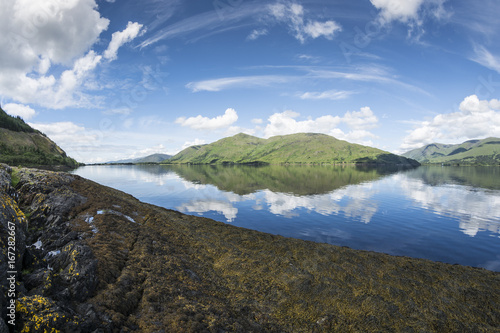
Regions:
[[307, 68, 432, 96], [247, 29, 268, 41], [267, 1, 341, 43], [296, 54, 322, 63], [450, 1, 500, 39], [187, 65, 431, 96], [186, 75, 295, 92], [471, 45, 500, 74], [298, 90, 355, 100], [140, 1, 342, 47], [139, 4, 265, 48], [145, 0, 183, 31]]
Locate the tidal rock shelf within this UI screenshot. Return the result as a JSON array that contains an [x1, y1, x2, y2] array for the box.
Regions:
[[1, 164, 499, 332]]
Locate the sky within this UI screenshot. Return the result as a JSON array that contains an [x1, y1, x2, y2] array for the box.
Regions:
[[1, 0, 500, 163]]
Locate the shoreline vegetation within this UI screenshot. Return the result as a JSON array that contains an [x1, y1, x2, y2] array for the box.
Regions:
[[1, 164, 499, 332]]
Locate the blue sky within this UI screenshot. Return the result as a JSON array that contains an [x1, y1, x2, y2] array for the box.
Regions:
[[1, 0, 499, 163]]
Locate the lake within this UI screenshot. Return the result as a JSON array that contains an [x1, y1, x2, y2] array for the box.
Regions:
[[71, 164, 500, 271]]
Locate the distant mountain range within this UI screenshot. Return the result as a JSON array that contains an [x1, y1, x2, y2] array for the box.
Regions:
[[167, 133, 420, 166], [0, 106, 79, 168], [106, 153, 172, 164], [402, 137, 500, 165]]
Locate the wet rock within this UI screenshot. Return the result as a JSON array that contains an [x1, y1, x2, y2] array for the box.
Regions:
[[0, 165, 27, 331], [0, 167, 102, 331], [0, 318, 8, 333], [15, 295, 81, 332]]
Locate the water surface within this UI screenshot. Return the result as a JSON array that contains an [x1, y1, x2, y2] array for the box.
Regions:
[[72, 165, 500, 271]]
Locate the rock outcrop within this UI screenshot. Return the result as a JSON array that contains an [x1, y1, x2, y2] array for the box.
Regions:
[[1, 164, 499, 332]]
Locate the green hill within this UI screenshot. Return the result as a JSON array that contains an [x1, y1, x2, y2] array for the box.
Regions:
[[0, 106, 80, 168], [167, 133, 420, 166], [106, 153, 172, 164], [402, 138, 500, 165], [136, 153, 172, 163]]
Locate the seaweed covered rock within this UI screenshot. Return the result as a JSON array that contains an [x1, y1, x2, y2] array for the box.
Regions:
[[0, 164, 27, 331]]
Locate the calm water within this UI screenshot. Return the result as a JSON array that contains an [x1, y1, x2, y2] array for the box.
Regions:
[[71, 164, 500, 271]]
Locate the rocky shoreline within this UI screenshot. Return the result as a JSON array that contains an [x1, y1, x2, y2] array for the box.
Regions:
[[1, 164, 499, 332]]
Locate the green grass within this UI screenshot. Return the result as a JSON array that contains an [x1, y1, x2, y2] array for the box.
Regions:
[[10, 168, 21, 187], [167, 133, 419, 166]]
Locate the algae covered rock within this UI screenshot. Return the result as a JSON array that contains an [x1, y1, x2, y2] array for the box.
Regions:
[[0, 164, 27, 330]]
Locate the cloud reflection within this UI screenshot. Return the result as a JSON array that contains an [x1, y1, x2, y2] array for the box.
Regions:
[[262, 183, 378, 223], [397, 174, 500, 237], [177, 200, 238, 222]]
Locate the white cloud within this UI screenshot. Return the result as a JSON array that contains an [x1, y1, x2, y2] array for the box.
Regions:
[[128, 144, 170, 159], [303, 21, 342, 40], [176, 108, 238, 130], [263, 107, 379, 146], [299, 90, 354, 100], [225, 125, 256, 137], [3, 103, 36, 119], [247, 29, 268, 41], [267, 2, 341, 43], [55, 50, 103, 106], [343, 107, 379, 130], [1, 0, 109, 69], [370, 0, 426, 23], [472, 45, 500, 74], [401, 95, 500, 151], [103, 21, 145, 61], [181, 138, 206, 150], [369, 0, 448, 40], [0, 1, 143, 109], [252, 118, 264, 124], [29, 121, 91, 140], [186, 75, 293, 92], [28, 121, 101, 161]]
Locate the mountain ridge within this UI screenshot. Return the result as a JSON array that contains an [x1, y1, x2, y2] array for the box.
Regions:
[[167, 132, 420, 166], [402, 137, 500, 165], [106, 153, 172, 164]]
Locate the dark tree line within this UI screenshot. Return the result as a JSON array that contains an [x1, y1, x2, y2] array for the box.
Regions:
[[0, 106, 36, 133]]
